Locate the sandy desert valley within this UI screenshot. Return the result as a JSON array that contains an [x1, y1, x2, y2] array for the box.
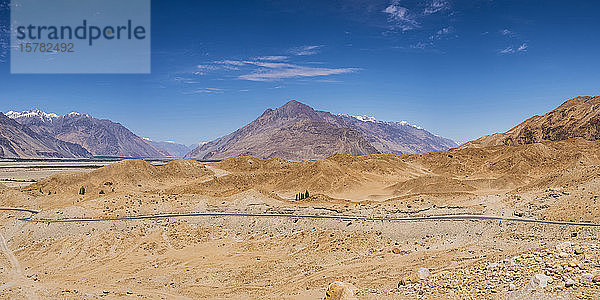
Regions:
[[6, 0, 600, 298]]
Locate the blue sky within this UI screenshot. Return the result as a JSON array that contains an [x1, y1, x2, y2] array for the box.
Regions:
[[1, 0, 600, 145]]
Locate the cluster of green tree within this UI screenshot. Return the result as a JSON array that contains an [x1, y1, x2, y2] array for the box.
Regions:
[[295, 190, 310, 200]]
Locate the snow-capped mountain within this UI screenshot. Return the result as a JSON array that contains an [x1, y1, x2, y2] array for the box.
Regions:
[[6, 109, 60, 121], [7, 109, 168, 158], [338, 114, 425, 129], [0, 112, 91, 158], [332, 112, 457, 155]]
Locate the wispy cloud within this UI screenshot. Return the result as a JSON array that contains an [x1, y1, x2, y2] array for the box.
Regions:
[[215, 60, 246, 66], [499, 43, 527, 55], [423, 0, 450, 15], [255, 55, 289, 61], [239, 63, 356, 82], [411, 42, 429, 50], [383, 0, 419, 31], [383, 0, 451, 32], [517, 43, 528, 52], [214, 60, 356, 82], [183, 87, 224, 95], [499, 46, 515, 54], [191, 48, 357, 82], [429, 26, 455, 41], [498, 28, 528, 55], [289, 45, 323, 56]]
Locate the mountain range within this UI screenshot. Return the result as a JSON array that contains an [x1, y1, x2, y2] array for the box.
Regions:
[[6, 109, 168, 158], [461, 96, 600, 148], [0, 112, 91, 158], [3, 96, 599, 160], [185, 100, 457, 160]]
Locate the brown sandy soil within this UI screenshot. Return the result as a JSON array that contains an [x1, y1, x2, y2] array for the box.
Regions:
[[1, 139, 600, 298]]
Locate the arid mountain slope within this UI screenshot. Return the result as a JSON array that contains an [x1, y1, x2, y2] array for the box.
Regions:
[[7, 109, 168, 158], [330, 114, 457, 154], [0, 113, 91, 158], [186, 101, 379, 160], [462, 96, 600, 148], [186, 100, 456, 160]]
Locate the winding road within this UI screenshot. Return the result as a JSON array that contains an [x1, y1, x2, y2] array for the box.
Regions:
[[0, 206, 597, 297], [1, 208, 599, 227]]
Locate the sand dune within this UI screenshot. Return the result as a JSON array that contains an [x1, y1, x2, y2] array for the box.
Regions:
[[29, 139, 600, 207], [28, 159, 214, 196]]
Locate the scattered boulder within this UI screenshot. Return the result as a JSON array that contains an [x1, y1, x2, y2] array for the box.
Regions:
[[324, 281, 358, 300], [398, 277, 412, 287], [568, 260, 579, 268], [555, 241, 573, 250], [529, 274, 553, 289], [564, 278, 576, 287], [416, 267, 432, 280]]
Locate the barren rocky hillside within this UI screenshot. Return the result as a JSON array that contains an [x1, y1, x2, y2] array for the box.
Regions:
[[186, 100, 456, 160], [461, 96, 600, 148], [0, 112, 91, 158], [7, 109, 168, 158]]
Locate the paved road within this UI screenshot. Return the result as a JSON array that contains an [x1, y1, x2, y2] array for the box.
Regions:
[[1, 208, 599, 227]]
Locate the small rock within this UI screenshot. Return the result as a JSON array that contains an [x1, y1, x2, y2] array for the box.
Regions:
[[592, 274, 600, 284], [416, 267, 432, 280], [574, 247, 583, 255], [581, 273, 593, 280], [508, 283, 516, 291], [324, 281, 358, 300], [530, 274, 553, 289], [565, 278, 576, 287], [558, 252, 569, 258], [556, 241, 573, 250], [398, 277, 412, 287], [392, 248, 401, 254], [568, 260, 578, 268]]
